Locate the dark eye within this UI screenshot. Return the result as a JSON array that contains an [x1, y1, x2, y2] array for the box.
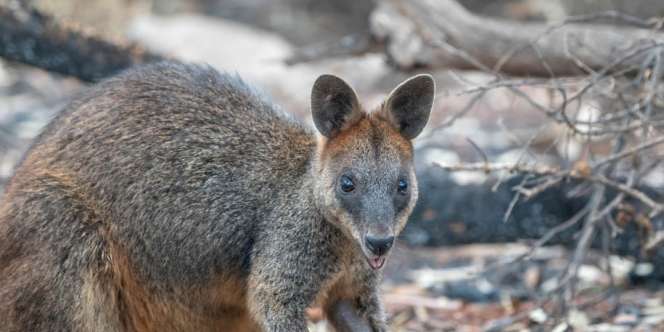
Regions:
[[340, 175, 355, 193], [398, 179, 408, 194]]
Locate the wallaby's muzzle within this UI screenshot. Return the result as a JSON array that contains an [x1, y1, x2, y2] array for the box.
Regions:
[[365, 235, 394, 256], [361, 216, 396, 269]]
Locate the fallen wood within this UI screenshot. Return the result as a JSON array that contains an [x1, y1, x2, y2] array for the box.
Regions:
[[288, 0, 664, 77], [0, 3, 163, 82], [370, 0, 664, 76]]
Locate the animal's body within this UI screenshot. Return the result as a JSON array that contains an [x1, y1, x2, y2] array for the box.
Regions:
[[0, 62, 434, 331]]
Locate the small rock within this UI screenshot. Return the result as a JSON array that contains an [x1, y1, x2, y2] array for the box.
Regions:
[[578, 264, 604, 284], [608, 255, 635, 283], [633, 263, 654, 277], [568, 309, 590, 329], [528, 308, 548, 324]]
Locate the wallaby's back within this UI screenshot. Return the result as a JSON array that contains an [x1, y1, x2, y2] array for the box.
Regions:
[[0, 62, 315, 331]]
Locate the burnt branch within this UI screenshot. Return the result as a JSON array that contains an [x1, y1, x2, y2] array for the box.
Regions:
[[0, 2, 164, 82]]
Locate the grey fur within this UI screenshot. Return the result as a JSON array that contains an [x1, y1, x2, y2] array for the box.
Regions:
[[0, 62, 433, 331]]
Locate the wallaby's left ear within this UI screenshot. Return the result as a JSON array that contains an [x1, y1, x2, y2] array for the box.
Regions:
[[311, 74, 363, 138], [382, 74, 435, 139]]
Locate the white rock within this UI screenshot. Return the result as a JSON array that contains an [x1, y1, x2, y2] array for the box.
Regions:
[[578, 264, 603, 284], [551, 322, 569, 332], [568, 309, 590, 329], [608, 255, 634, 283], [529, 308, 548, 324], [633, 262, 654, 276]]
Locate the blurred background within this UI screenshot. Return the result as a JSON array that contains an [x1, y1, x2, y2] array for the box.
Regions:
[[1, 0, 664, 331]]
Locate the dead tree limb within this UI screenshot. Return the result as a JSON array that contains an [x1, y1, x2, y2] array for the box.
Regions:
[[0, 3, 164, 82], [433, 161, 664, 216], [370, 0, 664, 76], [372, 0, 664, 76], [289, 0, 664, 77]]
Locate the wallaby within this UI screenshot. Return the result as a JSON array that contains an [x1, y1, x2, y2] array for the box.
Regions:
[[0, 61, 434, 331]]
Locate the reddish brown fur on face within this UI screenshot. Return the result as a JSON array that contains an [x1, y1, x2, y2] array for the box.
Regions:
[[312, 105, 419, 264], [317, 112, 413, 164]]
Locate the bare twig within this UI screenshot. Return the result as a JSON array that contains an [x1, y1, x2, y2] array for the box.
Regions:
[[435, 161, 664, 216], [592, 135, 664, 168], [645, 231, 664, 251]]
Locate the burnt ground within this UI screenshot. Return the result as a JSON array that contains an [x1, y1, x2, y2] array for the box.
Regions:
[[378, 244, 664, 331], [306, 244, 664, 331]]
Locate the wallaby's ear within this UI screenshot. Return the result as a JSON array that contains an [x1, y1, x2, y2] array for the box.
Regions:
[[311, 74, 362, 138], [382, 74, 435, 139]]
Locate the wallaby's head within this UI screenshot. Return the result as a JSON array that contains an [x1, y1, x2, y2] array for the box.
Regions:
[[311, 74, 434, 270]]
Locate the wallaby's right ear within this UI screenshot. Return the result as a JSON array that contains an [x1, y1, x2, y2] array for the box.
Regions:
[[311, 74, 362, 138], [382, 74, 435, 140]]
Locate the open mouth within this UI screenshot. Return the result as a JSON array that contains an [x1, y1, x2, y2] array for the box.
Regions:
[[366, 256, 386, 270]]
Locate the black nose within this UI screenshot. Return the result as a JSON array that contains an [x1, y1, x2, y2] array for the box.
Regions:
[[364, 235, 395, 256]]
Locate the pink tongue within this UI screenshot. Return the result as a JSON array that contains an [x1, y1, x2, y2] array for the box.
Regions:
[[369, 257, 385, 269]]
